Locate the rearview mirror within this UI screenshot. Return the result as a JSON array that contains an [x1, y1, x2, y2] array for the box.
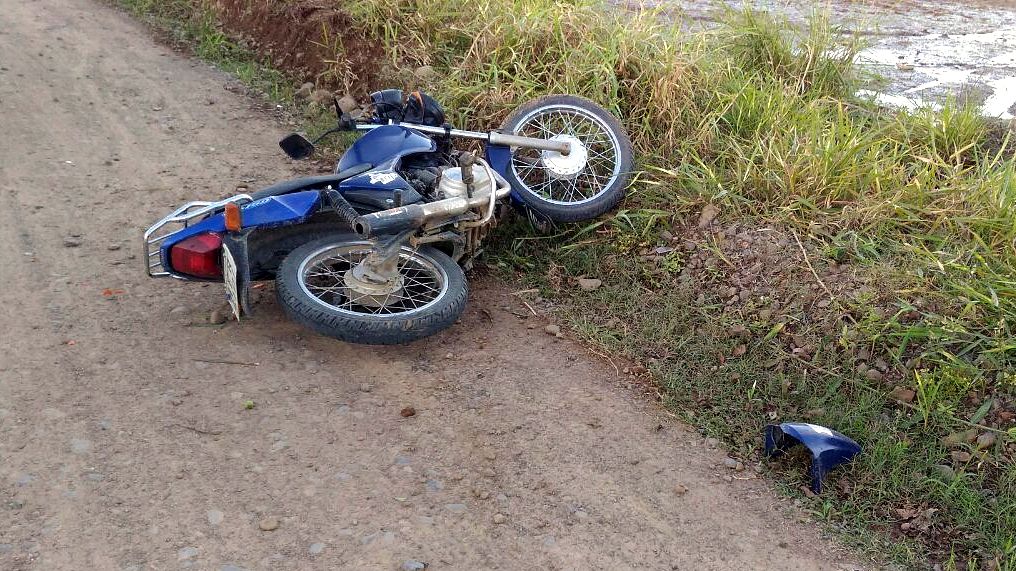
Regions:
[[280, 133, 315, 160]]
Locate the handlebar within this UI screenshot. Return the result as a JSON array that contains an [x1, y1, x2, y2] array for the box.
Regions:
[[352, 122, 571, 155]]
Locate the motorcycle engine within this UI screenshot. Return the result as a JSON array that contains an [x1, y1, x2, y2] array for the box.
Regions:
[[435, 165, 493, 199]]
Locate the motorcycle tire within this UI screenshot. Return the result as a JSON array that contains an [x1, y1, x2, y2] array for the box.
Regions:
[[499, 94, 634, 223], [275, 233, 467, 345]]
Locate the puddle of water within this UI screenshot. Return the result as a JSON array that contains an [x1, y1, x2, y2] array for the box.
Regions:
[[649, 0, 1016, 119], [984, 76, 1016, 119], [856, 25, 1016, 118]]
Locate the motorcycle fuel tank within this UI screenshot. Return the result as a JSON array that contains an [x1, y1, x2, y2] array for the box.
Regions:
[[336, 125, 437, 172]]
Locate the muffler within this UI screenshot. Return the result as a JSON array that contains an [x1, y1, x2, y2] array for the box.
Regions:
[[353, 185, 510, 238]]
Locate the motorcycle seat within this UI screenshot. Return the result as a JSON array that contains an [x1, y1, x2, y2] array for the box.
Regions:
[[251, 163, 373, 200]]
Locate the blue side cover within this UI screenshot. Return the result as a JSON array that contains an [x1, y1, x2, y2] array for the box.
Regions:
[[160, 191, 320, 268], [485, 144, 516, 199], [764, 422, 861, 494]]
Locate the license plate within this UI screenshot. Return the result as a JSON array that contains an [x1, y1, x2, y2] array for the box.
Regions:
[[222, 244, 241, 321]]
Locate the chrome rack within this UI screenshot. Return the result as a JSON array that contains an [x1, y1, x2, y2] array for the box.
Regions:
[[143, 194, 253, 278]]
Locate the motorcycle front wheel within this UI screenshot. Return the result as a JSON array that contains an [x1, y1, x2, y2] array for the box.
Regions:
[[499, 94, 635, 223], [275, 234, 467, 345]]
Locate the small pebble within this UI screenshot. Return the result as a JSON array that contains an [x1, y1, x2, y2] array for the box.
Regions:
[[401, 561, 427, 571], [309, 542, 324, 555], [70, 438, 91, 454], [400, 406, 416, 417], [951, 450, 972, 463], [976, 432, 996, 450], [492, 513, 507, 524], [258, 517, 280, 531], [544, 324, 561, 336], [207, 509, 224, 525], [445, 503, 467, 514], [723, 457, 739, 469], [889, 386, 916, 403]]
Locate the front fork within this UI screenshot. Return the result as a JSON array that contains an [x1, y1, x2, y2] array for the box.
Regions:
[[354, 229, 415, 284]]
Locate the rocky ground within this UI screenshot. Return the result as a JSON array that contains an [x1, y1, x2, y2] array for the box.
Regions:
[[0, 0, 870, 569]]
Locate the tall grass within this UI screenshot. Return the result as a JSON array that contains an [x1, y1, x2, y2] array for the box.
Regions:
[[344, 0, 1015, 373]]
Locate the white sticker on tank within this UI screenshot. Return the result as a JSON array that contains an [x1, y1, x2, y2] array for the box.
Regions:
[[368, 172, 399, 185]]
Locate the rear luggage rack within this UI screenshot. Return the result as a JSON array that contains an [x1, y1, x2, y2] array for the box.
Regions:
[[143, 195, 253, 278]]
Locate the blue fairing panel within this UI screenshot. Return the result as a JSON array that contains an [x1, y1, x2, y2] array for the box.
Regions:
[[240, 191, 320, 228], [486, 144, 512, 177], [486, 144, 514, 196], [764, 422, 861, 494], [337, 125, 437, 172], [160, 191, 320, 267]]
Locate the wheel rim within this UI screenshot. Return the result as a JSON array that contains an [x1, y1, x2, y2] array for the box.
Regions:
[[297, 242, 449, 316], [508, 103, 623, 206]]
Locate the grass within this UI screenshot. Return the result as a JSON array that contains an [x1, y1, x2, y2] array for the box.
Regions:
[[114, 0, 1015, 568]]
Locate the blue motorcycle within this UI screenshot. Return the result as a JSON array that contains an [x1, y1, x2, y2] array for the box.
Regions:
[[143, 90, 634, 344]]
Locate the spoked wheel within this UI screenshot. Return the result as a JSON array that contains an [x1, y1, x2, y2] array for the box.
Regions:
[[275, 234, 467, 345], [500, 94, 634, 223]]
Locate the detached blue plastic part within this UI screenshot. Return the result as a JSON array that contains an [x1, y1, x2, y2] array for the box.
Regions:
[[764, 422, 861, 494]]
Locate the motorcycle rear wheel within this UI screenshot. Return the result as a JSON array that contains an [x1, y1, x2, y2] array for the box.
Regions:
[[276, 234, 467, 345], [499, 94, 634, 223]]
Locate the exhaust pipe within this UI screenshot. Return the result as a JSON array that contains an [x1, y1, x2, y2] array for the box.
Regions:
[[353, 186, 510, 238]]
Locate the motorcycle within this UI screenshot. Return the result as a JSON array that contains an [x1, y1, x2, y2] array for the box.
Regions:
[[143, 89, 634, 344]]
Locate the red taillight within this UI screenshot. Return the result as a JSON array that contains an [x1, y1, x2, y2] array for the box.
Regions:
[[170, 232, 223, 279]]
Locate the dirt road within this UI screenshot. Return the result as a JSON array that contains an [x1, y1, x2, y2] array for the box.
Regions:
[[0, 1, 864, 569]]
